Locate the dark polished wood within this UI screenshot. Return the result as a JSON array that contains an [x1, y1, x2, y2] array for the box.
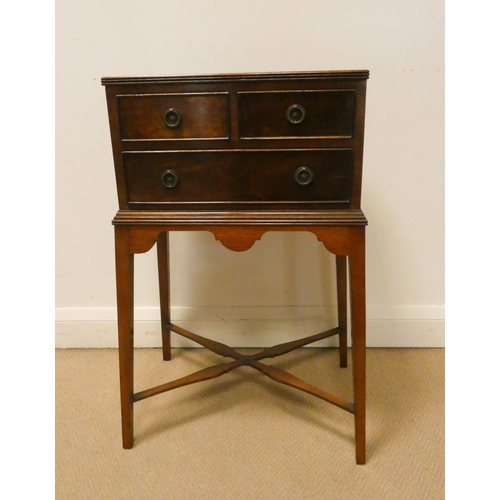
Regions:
[[122, 149, 353, 209], [336, 255, 348, 368], [114, 226, 134, 449], [117, 92, 230, 140], [156, 232, 171, 361], [103, 70, 368, 211], [239, 90, 355, 139], [103, 70, 369, 464], [349, 227, 367, 464]]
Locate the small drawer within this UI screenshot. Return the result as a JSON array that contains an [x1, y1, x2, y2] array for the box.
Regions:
[[239, 90, 355, 139], [123, 149, 353, 208], [117, 93, 229, 140]]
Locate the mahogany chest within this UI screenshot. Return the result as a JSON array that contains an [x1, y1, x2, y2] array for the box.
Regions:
[[102, 71, 369, 213], [101, 70, 370, 464]]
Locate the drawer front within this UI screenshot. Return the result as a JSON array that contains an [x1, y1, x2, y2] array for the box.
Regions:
[[239, 90, 355, 139], [123, 149, 353, 207], [117, 93, 229, 140]]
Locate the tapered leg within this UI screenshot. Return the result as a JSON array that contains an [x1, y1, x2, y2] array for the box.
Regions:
[[115, 226, 135, 449], [157, 231, 171, 361], [336, 255, 348, 368], [348, 227, 366, 464]]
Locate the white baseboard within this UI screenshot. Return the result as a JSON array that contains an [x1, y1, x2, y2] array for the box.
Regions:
[[55, 306, 444, 348]]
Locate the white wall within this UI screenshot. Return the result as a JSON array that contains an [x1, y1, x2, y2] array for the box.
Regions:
[[55, 0, 444, 347]]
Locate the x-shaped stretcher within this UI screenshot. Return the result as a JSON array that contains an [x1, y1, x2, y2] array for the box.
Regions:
[[133, 323, 354, 414]]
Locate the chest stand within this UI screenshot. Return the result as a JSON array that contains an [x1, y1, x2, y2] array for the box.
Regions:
[[114, 213, 366, 464]]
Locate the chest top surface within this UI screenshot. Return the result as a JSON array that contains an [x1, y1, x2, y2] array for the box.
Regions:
[[102, 70, 369, 216]]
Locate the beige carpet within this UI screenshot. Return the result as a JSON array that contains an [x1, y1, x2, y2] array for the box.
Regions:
[[56, 348, 444, 499]]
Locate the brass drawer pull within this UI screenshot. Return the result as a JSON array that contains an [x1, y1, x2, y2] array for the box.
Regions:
[[294, 166, 314, 186], [161, 170, 179, 188], [286, 104, 306, 125], [164, 108, 182, 129]]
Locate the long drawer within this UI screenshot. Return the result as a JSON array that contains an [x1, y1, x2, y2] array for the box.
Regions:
[[123, 149, 353, 209]]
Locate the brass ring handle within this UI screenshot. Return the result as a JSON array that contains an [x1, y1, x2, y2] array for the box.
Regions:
[[161, 170, 179, 188], [286, 104, 306, 125], [164, 108, 182, 129], [294, 166, 314, 186]]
